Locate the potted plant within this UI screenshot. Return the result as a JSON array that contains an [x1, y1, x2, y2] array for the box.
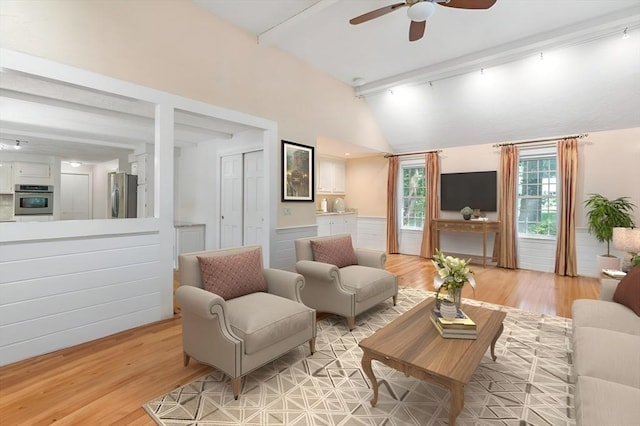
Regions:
[[584, 193, 635, 270], [460, 206, 473, 220]]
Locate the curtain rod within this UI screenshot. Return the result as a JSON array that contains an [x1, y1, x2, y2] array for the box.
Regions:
[[384, 149, 442, 158], [492, 133, 588, 148]]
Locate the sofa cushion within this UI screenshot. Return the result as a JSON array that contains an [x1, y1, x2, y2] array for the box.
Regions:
[[573, 326, 640, 388], [613, 265, 640, 316], [572, 299, 640, 336], [340, 265, 396, 303], [575, 376, 640, 426], [197, 248, 267, 300], [226, 292, 314, 355], [310, 235, 358, 268]]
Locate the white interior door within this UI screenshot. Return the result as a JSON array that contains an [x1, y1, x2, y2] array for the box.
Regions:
[[60, 173, 90, 220], [244, 150, 264, 246], [220, 154, 243, 248]]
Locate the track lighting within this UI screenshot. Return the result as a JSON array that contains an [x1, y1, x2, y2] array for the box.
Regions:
[[480, 68, 485, 75], [540, 52, 544, 60], [622, 27, 629, 40], [15, 140, 21, 150]]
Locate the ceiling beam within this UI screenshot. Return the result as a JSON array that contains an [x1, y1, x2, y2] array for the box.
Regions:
[[356, 7, 640, 97], [258, 0, 339, 47]]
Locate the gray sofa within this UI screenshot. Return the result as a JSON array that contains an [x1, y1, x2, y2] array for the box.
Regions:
[[571, 278, 640, 426]]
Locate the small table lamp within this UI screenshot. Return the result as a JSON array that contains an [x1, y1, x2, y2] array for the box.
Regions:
[[612, 227, 640, 272]]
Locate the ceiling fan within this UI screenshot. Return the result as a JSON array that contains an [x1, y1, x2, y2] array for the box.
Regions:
[[349, 0, 497, 42]]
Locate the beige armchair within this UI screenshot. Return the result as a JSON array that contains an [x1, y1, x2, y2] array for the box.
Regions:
[[295, 234, 398, 330], [176, 246, 316, 399]]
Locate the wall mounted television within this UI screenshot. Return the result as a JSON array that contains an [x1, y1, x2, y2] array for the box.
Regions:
[[440, 171, 497, 212]]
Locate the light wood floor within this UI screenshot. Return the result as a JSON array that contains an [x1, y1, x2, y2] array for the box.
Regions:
[[0, 254, 599, 425]]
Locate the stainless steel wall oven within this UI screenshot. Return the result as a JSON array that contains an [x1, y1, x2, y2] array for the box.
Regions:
[[14, 184, 54, 215]]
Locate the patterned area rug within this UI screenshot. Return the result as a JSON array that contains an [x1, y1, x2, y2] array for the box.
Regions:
[[144, 288, 574, 425]]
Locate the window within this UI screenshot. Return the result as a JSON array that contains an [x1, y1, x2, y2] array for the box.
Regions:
[[400, 164, 426, 229], [517, 154, 557, 237]]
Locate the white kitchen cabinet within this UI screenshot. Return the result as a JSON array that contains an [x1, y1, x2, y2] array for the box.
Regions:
[[317, 157, 345, 194], [174, 223, 206, 268], [316, 213, 357, 243], [14, 161, 53, 185], [0, 162, 13, 193]]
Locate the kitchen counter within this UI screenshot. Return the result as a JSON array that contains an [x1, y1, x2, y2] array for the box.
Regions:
[[174, 221, 206, 227], [315, 211, 356, 216]]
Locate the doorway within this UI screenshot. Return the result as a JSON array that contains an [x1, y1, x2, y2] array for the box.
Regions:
[[220, 150, 265, 248]]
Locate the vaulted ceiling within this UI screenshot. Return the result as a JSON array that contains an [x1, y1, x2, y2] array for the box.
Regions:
[[197, 0, 640, 153]]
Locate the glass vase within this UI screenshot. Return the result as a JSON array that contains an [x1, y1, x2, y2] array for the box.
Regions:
[[449, 287, 462, 312]]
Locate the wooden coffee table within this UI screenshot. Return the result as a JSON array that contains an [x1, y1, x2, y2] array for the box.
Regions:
[[359, 298, 506, 425]]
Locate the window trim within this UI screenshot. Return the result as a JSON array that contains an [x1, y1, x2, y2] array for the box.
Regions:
[[398, 159, 426, 231], [517, 149, 558, 239]]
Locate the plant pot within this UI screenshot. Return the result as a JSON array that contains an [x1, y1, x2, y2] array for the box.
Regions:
[[597, 255, 621, 272], [462, 214, 471, 220]]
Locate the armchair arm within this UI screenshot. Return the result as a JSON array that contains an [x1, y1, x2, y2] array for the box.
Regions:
[[176, 285, 226, 319], [175, 286, 243, 379], [263, 268, 305, 302], [296, 260, 341, 283], [599, 278, 620, 302], [355, 248, 387, 269]]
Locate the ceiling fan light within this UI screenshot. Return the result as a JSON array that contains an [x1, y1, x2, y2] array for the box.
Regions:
[[407, 2, 435, 22]]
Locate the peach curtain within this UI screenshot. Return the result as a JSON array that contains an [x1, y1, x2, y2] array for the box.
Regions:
[[420, 152, 440, 258], [498, 145, 518, 268], [386, 156, 399, 254], [555, 138, 578, 276]]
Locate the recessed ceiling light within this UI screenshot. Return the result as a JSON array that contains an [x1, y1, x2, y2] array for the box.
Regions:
[[69, 161, 82, 167]]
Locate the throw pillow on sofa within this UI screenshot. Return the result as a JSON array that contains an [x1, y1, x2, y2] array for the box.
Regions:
[[197, 248, 267, 300], [310, 235, 358, 268], [613, 265, 640, 316]]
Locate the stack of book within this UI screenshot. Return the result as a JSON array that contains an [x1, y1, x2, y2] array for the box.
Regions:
[[430, 307, 477, 339]]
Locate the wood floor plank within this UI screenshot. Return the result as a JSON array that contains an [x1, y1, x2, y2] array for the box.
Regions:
[[0, 254, 599, 424]]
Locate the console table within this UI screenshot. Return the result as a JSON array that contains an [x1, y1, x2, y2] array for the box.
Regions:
[[431, 219, 500, 267]]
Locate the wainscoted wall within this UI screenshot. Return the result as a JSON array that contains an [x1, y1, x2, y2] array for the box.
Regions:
[[0, 228, 163, 366], [270, 225, 317, 272], [355, 218, 618, 278]]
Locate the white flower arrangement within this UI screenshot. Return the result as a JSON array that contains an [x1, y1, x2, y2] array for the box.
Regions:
[[432, 249, 475, 299]]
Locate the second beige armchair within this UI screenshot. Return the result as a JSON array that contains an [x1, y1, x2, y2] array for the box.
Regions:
[[295, 234, 398, 330]]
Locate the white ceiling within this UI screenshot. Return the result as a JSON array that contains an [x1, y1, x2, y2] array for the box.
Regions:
[[195, 0, 640, 86], [197, 0, 640, 153]]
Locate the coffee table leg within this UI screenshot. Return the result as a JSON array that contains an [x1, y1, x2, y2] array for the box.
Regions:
[[449, 383, 464, 425], [361, 351, 379, 407], [490, 323, 504, 361]]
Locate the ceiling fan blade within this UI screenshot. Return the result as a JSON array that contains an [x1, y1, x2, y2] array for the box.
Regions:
[[409, 20, 426, 42], [349, 2, 408, 25], [438, 0, 497, 9]]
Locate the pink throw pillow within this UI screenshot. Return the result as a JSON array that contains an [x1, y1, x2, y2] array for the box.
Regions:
[[197, 248, 267, 300], [310, 235, 358, 268], [613, 265, 640, 316]]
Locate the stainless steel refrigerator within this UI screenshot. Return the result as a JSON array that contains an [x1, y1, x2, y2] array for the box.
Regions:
[[109, 172, 138, 218]]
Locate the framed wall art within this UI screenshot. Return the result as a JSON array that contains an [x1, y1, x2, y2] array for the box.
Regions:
[[282, 140, 314, 202]]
